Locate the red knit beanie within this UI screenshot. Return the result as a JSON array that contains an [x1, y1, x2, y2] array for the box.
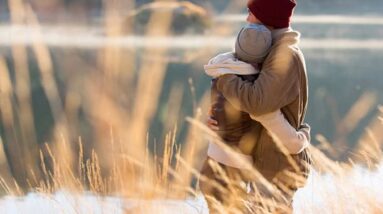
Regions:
[[247, 0, 296, 28]]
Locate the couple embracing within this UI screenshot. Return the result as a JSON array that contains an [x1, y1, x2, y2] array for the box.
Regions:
[[199, 0, 312, 213]]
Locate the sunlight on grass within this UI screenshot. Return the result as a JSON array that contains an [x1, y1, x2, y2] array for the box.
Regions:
[[0, 0, 382, 213]]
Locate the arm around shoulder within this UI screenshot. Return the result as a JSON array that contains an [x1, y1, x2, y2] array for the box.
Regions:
[[252, 111, 310, 155], [216, 49, 301, 117]]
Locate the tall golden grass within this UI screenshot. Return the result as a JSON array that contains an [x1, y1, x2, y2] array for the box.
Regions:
[[0, 0, 382, 213]]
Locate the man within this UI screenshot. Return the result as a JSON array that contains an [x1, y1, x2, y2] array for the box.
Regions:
[[200, 0, 311, 212]]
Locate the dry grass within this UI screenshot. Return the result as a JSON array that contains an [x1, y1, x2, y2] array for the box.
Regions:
[[0, 0, 382, 213]]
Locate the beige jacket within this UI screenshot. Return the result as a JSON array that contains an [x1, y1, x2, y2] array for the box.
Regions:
[[216, 28, 312, 189]]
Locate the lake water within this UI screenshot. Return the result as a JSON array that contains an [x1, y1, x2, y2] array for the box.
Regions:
[[1, 15, 382, 159]]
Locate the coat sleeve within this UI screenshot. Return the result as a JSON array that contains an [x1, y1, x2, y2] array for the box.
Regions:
[[216, 50, 300, 117], [251, 110, 310, 154]]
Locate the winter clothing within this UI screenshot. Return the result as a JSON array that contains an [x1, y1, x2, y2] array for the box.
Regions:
[[204, 50, 310, 168], [247, 0, 296, 28], [204, 52, 258, 78], [199, 27, 311, 212], [235, 23, 272, 63], [251, 111, 310, 154], [207, 142, 254, 169], [215, 27, 311, 187]]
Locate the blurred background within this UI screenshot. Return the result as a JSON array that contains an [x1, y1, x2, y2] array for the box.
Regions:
[[0, 0, 382, 196]]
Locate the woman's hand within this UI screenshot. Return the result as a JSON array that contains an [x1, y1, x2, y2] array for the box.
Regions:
[[206, 117, 219, 131], [207, 107, 219, 131]]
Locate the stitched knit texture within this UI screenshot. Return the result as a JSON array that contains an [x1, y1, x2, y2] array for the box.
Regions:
[[247, 0, 296, 28]]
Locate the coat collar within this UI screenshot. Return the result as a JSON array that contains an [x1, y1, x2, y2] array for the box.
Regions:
[[271, 27, 293, 41], [271, 27, 300, 45]]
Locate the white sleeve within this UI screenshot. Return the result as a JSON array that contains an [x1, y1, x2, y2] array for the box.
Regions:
[[204, 52, 259, 78], [251, 110, 310, 154], [207, 141, 254, 170]]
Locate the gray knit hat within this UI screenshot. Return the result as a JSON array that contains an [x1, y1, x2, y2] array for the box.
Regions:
[[235, 23, 272, 64]]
